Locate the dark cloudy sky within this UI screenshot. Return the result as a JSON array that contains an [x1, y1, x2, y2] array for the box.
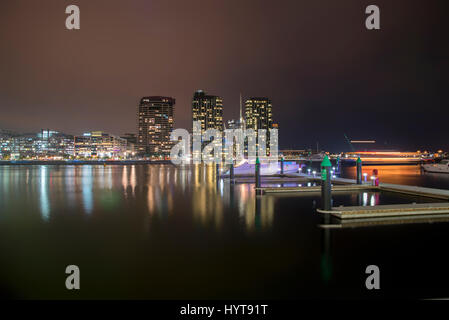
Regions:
[[0, 0, 447, 151]]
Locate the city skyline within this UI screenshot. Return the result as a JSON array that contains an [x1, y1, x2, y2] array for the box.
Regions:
[[1, 85, 447, 154], [0, 0, 447, 152]]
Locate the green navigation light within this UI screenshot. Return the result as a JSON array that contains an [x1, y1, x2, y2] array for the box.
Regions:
[[321, 155, 332, 167]]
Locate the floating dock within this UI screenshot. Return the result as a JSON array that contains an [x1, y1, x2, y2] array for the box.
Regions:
[[319, 214, 449, 229], [317, 202, 449, 219], [280, 173, 449, 200], [288, 172, 357, 185], [227, 165, 449, 221], [257, 184, 376, 194], [232, 175, 308, 184], [379, 183, 449, 200], [229, 168, 449, 201]]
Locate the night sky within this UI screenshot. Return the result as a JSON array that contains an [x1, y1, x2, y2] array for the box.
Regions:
[[0, 0, 447, 152]]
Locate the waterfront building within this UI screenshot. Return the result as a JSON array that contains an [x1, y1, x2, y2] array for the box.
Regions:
[[192, 90, 223, 162], [245, 97, 273, 132], [11, 133, 38, 159], [0, 129, 75, 160], [74, 131, 128, 159], [35, 129, 74, 158], [192, 90, 223, 132], [137, 96, 175, 158], [0, 130, 14, 159], [245, 97, 273, 156]]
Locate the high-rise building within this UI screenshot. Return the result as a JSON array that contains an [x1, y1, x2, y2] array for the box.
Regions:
[[191, 90, 223, 162], [192, 90, 223, 132], [137, 96, 175, 157], [245, 97, 274, 156], [245, 97, 272, 131]]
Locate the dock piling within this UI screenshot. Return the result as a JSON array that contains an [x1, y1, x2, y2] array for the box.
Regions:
[[356, 156, 362, 185], [321, 155, 332, 211], [230, 162, 235, 184], [280, 155, 284, 175], [255, 157, 261, 194]]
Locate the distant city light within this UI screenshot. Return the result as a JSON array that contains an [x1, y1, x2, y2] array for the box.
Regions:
[[350, 140, 376, 143]]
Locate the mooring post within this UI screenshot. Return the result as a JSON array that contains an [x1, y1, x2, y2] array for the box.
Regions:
[[280, 155, 284, 175], [255, 156, 261, 194], [230, 161, 235, 184], [356, 156, 362, 185], [321, 155, 332, 211]]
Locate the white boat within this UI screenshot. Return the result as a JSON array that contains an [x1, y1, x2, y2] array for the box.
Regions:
[[422, 160, 449, 174], [223, 160, 300, 176]]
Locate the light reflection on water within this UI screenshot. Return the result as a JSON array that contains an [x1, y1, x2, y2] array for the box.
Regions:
[[0, 164, 444, 226], [82, 166, 93, 215], [39, 166, 50, 221], [1, 164, 449, 299], [0, 164, 277, 232], [342, 164, 449, 189]]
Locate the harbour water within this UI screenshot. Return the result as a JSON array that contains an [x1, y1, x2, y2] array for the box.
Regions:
[[341, 164, 449, 189], [1, 164, 449, 299]]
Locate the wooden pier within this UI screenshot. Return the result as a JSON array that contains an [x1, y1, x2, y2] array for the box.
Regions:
[[251, 172, 449, 201], [225, 164, 449, 220], [379, 183, 449, 200], [288, 173, 449, 200], [257, 184, 376, 194], [317, 202, 449, 219], [319, 213, 449, 229], [291, 173, 449, 200]]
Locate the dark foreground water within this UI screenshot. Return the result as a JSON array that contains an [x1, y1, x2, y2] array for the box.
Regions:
[[1, 164, 449, 299]]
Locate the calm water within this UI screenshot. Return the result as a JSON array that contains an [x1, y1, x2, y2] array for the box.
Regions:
[[341, 164, 449, 189], [1, 164, 449, 299]]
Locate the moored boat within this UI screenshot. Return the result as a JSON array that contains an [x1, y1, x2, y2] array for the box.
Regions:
[[223, 160, 300, 176], [422, 160, 449, 174]]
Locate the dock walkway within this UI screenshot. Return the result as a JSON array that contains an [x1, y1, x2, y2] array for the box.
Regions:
[[256, 172, 449, 200], [226, 169, 449, 200], [379, 183, 449, 200], [258, 184, 376, 194], [318, 202, 449, 219]]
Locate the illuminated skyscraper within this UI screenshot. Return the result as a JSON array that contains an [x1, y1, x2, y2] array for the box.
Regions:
[[192, 90, 223, 132], [245, 97, 274, 156], [137, 96, 175, 157], [245, 97, 272, 131]]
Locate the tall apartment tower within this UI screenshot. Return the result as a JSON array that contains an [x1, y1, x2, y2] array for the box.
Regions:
[[192, 90, 223, 132], [137, 96, 175, 157], [245, 97, 273, 131], [245, 97, 273, 156]]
